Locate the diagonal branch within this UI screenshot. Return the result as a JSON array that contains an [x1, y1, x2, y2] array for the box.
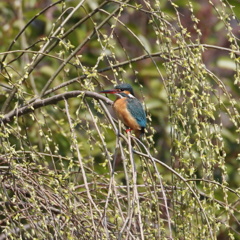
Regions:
[[38, 4, 123, 98], [0, 1, 110, 114]]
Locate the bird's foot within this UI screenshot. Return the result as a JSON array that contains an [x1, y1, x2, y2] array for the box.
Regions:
[[125, 128, 132, 133]]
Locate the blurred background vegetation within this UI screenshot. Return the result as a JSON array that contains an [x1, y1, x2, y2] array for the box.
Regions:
[[0, 0, 239, 239]]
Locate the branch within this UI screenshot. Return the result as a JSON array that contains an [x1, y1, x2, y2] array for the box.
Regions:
[[1, 0, 64, 64], [1, 91, 112, 124], [30, 43, 240, 102]]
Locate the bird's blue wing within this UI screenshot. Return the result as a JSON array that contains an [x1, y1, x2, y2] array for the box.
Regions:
[[126, 98, 147, 128]]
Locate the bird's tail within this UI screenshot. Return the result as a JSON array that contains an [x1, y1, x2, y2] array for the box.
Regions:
[[134, 127, 145, 139]]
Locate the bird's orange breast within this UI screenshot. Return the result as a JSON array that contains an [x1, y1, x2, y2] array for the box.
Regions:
[[113, 98, 141, 131]]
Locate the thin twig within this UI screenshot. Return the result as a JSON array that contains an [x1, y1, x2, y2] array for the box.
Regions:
[[39, 4, 123, 98], [64, 98, 99, 235], [131, 139, 214, 240]]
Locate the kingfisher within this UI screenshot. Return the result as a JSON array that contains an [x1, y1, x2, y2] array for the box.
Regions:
[[100, 83, 147, 138]]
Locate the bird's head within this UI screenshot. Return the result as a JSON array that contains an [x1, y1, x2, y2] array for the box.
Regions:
[[99, 83, 135, 98]]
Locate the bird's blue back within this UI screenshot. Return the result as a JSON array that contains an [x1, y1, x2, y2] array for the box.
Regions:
[[126, 98, 146, 128]]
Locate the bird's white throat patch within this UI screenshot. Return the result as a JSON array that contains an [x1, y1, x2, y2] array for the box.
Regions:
[[128, 93, 135, 99], [116, 93, 135, 99]]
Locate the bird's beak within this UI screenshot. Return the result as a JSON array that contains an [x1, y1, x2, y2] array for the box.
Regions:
[[99, 89, 118, 94]]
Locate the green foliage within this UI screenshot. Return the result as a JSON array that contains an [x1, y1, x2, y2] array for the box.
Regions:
[[0, 0, 239, 239]]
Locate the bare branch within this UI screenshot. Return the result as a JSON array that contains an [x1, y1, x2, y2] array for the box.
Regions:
[[1, 91, 112, 124]]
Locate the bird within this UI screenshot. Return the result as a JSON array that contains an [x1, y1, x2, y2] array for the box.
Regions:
[[100, 83, 147, 138]]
